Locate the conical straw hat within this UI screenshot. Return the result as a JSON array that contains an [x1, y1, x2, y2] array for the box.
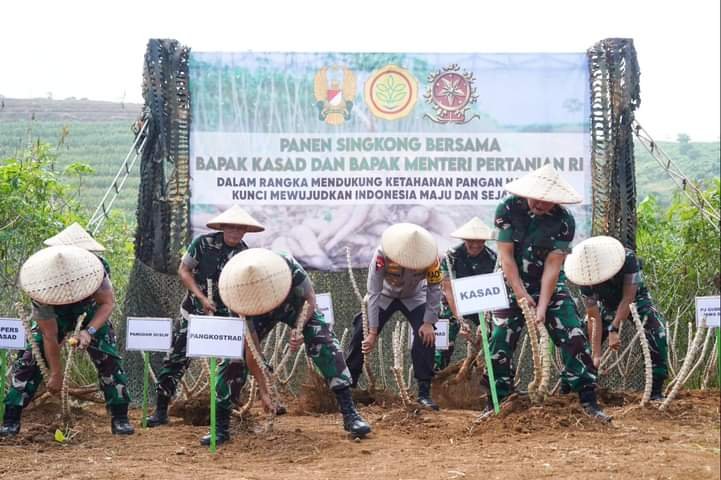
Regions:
[[44, 222, 105, 252], [381, 223, 438, 270], [450, 217, 495, 240], [504, 164, 582, 204], [219, 248, 292, 316], [206, 205, 265, 232], [19, 246, 105, 305], [565, 236, 626, 286]]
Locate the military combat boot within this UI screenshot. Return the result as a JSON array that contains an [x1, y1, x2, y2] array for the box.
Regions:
[[200, 408, 231, 446], [417, 380, 440, 411], [146, 394, 170, 427], [579, 387, 612, 423], [0, 406, 22, 438], [110, 404, 135, 435], [650, 377, 666, 401], [335, 387, 371, 438]]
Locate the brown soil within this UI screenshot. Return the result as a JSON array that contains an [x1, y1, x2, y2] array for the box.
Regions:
[[0, 390, 718, 480]]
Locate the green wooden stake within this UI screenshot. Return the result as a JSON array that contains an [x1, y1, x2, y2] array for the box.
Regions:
[[209, 356, 217, 453], [478, 312, 500, 414], [0, 350, 7, 421], [141, 351, 149, 428]]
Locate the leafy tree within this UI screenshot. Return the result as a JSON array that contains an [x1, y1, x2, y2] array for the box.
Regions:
[[637, 180, 720, 387]]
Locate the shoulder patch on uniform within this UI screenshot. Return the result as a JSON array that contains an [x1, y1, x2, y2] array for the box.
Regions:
[[375, 255, 385, 271], [426, 258, 443, 284]]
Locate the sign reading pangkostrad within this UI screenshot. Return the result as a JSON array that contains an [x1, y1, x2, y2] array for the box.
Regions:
[[452, 272, 509, 315], [186, 315, 246, 359]]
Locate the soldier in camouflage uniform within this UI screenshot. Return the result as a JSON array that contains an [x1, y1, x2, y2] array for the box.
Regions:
[[1, 246, 134, 437], [346, 223, 443, 410], [436, 217, 497, 370], [146, 205, 265, 427], [486, 165, 611, 421], [565, 236, 668, 400], [199, 248, 370, 445]]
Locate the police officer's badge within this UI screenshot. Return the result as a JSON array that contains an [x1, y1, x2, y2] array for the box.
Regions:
[[314, 66, 356, 125], [424, 64, 480, 124]]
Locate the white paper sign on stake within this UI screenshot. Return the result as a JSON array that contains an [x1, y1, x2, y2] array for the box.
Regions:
[[186, 315, 246, 359], [695, 296, 720, 328], [126, 317, 173, 352], [0, 318, 25, 350], [435, 319, 449, 351], [452, 272, 510, 316], [316, 292, 335, 327]]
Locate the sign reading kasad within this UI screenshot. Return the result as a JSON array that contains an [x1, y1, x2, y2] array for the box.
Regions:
[[187, 315, 246, 359], [0, 318, 25, 350], [126, 317, 173, 352], [453, 272, 509, 316], [695, 296, 720, 328]]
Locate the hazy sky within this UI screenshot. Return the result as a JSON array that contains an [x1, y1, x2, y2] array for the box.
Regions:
[[1, 0, 719, 141]]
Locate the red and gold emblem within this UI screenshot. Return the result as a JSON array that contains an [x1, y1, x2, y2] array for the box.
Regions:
[[424, 64, 479, 124]]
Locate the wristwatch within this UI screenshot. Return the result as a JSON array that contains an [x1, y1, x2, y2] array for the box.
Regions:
[[608, 324, 619, 334], [87, 326, 98, 336]]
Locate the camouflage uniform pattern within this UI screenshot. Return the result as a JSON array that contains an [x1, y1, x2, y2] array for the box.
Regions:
[[155, 232, 248, 399], [4, 296, 130, 408], [488, 195, 597, 399], [216, 253, 351, 412], [580, 249, 668, 380], [435, 243, 497, 370]]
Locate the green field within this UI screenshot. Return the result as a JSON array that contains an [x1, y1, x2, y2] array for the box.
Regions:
[[0, 120, 140, 216]]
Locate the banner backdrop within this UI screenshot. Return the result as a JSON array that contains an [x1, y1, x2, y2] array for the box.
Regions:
[[189, 53, 591, 270]]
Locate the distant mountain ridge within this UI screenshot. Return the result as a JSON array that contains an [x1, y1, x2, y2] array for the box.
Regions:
[[0, 97, 142, 122]]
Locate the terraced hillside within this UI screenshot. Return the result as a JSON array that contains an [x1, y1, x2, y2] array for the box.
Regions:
[[0, 98, 142, 215]]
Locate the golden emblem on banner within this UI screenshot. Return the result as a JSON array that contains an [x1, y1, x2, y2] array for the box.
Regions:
[[314, 66, 356, 125], [364, 65, 418, 120]]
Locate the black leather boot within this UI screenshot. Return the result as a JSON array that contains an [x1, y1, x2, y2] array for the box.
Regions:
[[559, 382, 571, 395], [335, 387, 371, 438], [110, 404, 135, 435], [650, 377, 666, 401], [200, 408, 231, 446], [146, 394, 170, 427], [579, 387, 612, 423], [417, 380, 440, 411], [0, 406, 22, 438]]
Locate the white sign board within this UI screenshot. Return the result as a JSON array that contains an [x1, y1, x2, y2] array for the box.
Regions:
[[695, 296, 720, 328], [0, 318, 25, 350], [316, 293, 335, 327], [435, 319, 449, 351], [126, 317, 173, 352], [452, 272, 510, 315], [187, 315, 246, 359]]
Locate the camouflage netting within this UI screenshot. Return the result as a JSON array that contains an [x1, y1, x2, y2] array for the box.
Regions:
[[121, 38, 643, 405]]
